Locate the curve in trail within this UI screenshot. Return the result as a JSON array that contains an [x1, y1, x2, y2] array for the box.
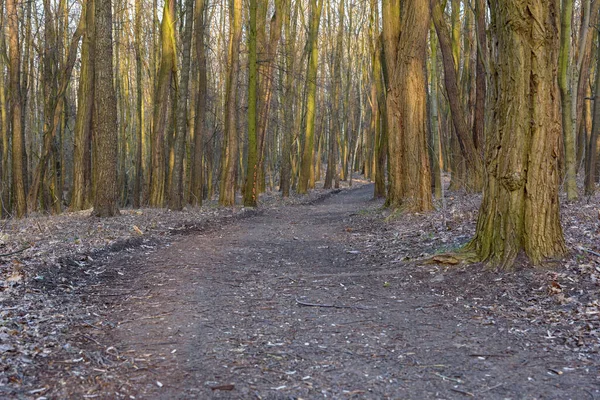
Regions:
[[104, 184, 595, 399]]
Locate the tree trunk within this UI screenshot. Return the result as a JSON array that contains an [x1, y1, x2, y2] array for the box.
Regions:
[[585, 7, 600, 195], [558, 0, 578, 200], [382, 0, 433, 211], [298, 0, 323, 194], [325, 0, 344, 190], [6, 0, 26, 217], [244, 0, 260, 206], [430, 23, 442, 200], [431, 0, 483, 192], [466, 0, 566, 268], [71, 0, 95, 211], [219, 0, 242, 205], [92, 0, 119, 217], [149, 0, 175, 207], [280, 0, 297, 197], [168, 0, 194, 210], [190, 0, 207, 206]]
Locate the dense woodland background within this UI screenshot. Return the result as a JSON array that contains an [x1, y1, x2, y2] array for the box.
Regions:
[[0, 0, 598, 267]]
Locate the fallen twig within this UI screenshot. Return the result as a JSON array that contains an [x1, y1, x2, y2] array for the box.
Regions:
[[433, 372, 463, 384], [295, 297, 373, 310], [450, 388, 474, 397], [579, 246, 600, 257], [0, 245, 31, 258]]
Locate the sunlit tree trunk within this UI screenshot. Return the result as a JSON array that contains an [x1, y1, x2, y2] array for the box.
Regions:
[[466, 0, 566, 268], [149, 0, 175, 207], [298, 0, 323, 194], [382, 0, 432, 211], [92, 0, 119, 217], [219, 0, 242, 205]]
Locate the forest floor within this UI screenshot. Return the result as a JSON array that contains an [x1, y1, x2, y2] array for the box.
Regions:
[[1, 180, 600, 399]]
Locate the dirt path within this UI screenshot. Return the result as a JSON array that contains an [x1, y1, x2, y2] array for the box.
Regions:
[[87, 185, 599, 399]]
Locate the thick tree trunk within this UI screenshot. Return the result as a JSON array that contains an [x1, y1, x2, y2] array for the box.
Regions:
[[467, 0, 566, 268], [382, 0, 432, 211], [92, 0, 119, 217]]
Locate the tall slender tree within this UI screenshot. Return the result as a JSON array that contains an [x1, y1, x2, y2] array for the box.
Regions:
[[6, 0, 26, 217], [71, 0, 95, 211], [298, 0, 323, 194], [149, 0, 176, 207], [93, 0, 119, 217], [219, 0, 243, 205], [558, 0, 577, 200], [169, 0, 194, 210], [190, 0, 207, 206], [244, 0, 259, 206]]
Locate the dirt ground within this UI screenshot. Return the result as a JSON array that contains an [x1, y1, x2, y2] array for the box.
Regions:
[[3, 183, 600, 399]]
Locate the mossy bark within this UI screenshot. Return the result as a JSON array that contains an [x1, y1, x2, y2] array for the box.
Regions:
[[466, 0, 566, 268]]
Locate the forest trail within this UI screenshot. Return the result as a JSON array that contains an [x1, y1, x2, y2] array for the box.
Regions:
[[93, 185, 598, 399]]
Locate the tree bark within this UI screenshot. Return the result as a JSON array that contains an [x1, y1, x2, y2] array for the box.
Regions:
[[149, 0, 176, 207], [382, 0, 433, 211], [219, 0, 242, 205], [298, 0, 323, 194], [558, 0, 578, 200], [168, 0, 194, 210], [6, 0, 26, 217], [92, 0, 119, 217], [244, 0, 259, 206], [190, 0, 207, 206], [71, 0, 95, 211], [467, 0, 566, 268], [431, 0, 483, 192]]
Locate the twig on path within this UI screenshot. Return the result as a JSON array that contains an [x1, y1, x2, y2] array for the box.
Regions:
[[579, 246, 600, 257], [433, 372, 463, 384], [478, 383, 504, 394], [450, 388, 474, 397], [0, 245, 31, 258], [295, 297, 374, 310]]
